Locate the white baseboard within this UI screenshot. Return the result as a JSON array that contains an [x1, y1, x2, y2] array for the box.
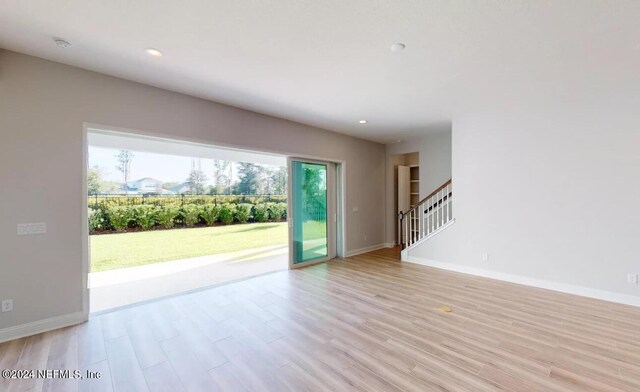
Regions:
[[406, 256, 640, 308], [0, 312, 87, 344], [346, 243, 392, 257]]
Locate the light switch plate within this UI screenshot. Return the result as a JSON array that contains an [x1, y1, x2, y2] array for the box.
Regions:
[[17, 223, 47, 235]]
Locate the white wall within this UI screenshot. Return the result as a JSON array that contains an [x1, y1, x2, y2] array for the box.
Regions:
[[408, 112, 640, 303], [0, 50, 385, 335], [384, 130, 452, 244]]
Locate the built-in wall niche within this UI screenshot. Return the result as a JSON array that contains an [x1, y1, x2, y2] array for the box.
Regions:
[[409, 165, 419, 208], [396, 152, 419, 214], [394, 152, 419, 244]]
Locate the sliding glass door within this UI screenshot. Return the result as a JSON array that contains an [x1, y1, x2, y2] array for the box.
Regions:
[[288, 158, 336, 268]]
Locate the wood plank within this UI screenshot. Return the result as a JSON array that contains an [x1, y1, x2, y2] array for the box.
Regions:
[[125, 318, 166, 369], [159, 335, 221, 392], [79, 360, 113, 392], [42, 327, 79, 392], [104, 335, 148, 392], [142, 361, 185, 392]]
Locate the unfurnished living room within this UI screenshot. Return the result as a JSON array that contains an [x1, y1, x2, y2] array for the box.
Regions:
[[1, 1, 639, 391]]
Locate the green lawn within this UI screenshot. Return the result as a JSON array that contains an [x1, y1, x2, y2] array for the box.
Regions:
[[91, 222, 288, 272]]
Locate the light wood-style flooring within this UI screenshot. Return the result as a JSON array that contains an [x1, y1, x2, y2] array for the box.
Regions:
[[2, 247, 640, 391]]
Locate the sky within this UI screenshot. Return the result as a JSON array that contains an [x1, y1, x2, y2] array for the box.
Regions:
[[89, 146, 253, 185]]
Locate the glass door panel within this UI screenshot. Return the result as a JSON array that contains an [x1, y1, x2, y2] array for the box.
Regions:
[[289, 159, 335, 267]]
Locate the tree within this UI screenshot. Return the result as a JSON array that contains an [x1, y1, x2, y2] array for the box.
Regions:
[[87, 166, 104, 194], [269, 166, 287, 195], [302, 165, 326, 220], [186, 169, 208, 194], [236, 163, 264, 195], [115, 150, 134, 193], [212, 160, 231, 194]]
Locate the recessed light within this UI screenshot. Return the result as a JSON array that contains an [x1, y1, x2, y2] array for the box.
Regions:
[[358, 120, 368, 124], [53, 38, 71, 48], [390, 43, 406, 52], [396, 139, 403, 143], [145, 48, 163, 57]]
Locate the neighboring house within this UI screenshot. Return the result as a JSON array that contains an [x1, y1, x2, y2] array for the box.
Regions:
[[124, 177, 163, 194]]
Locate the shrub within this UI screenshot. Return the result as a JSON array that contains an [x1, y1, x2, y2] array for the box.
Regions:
[[218, 203, 236, 225], [89, 194, 287, 209], [88, 208, 108, 232], [156, 206, 178, 229], [252, 203, 269, 222], [235, 203, 252, 224], [267, 202, 287, 221], [181, 205, 200, 227], [108, 206, 132, 232], [133, 205, 158, 230], [200, 205, 220, 226], [90, 199, 288, 233]]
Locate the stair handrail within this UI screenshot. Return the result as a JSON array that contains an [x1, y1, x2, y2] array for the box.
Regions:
[[402, 179, 452, 217], [399, 179, 453, 250]]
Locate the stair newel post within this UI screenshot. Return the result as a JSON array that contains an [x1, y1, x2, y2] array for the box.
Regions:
[[398, 211, 404, 249], [397, 212, 402, 249]]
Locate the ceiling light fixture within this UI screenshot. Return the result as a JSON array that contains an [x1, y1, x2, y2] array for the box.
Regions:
[[53, 38, 71, 48], [145, 48, 163, 57], [358, 120, 368, 124], [390, 43, 406, 52]]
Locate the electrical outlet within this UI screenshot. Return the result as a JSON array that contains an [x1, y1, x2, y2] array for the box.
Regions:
[[628, 273, 638, 284], [363, 235, 368, 241], [482, 253, 489, 262], [1, 299, 13, 313]]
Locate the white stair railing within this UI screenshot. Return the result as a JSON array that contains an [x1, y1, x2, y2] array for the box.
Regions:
[[400, 180, 453, 250]]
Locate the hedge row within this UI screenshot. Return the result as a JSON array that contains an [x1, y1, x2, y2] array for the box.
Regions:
[[88, 194, 286, 208], [89, 202, 287, 233]]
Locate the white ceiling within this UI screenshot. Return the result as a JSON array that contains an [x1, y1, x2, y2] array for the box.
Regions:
[[1, 1, 639, 143]]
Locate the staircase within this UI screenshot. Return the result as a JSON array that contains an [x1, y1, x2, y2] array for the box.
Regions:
[[399, 179, 454, 259]]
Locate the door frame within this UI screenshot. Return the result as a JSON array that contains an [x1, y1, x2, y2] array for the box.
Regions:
[[287, 157, 341, 269], [83, 123, 347, 313]]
